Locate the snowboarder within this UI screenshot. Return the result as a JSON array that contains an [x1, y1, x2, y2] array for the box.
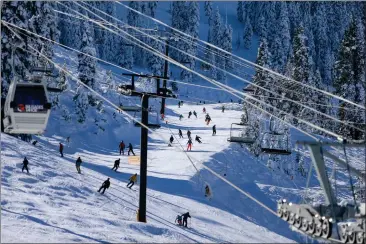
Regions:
[[169, 135, 174, 146], [195, 135, 202, 144], [212, 125, 216, 136], [75, 157, 82, 174], [175, 215, 183, 226], [112, 158, 120, 172], [178, 129, 183, 138], [221, 105, 225, 113], [193, 111, 197, 118], [181, 212, 191, 227], [187, 130, 192, 140], [188, 111, 192, 119], [187, 139, 193, 151], [178, 101, 181, 108], [22, 157, 29, 173], [179, 114, 183, 121], [128, 143, 135, 156], [119, 141, 125, 155], [127, 173, 137, 189], [202, 107, 206, 113], [98, 178, 110, 194], [59, 143, 64, 157]]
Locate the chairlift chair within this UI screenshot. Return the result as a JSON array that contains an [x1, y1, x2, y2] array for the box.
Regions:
[[2, 81, 52, 134], [134, 109, 161, 129], [260, 116, 291, 155], [227, 123, 257, 144]]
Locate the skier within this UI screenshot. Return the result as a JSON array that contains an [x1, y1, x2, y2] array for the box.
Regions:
[[169, 135, 174, 146], [161, 113, 165, 120], [75, 156, 82, 174], [59, 143, 64, 157], [179, 114, 183, 121], [32, 140, 38, 146], [175, 215, 183, 226], [212, 125, 217, 136], [22, 157, 29, 174], [128, 143, 135, 156], [205, 185, 211, 197], [187, 139, 193, 151], [222, 105, 225, 113], [202, 107, 206, 113], [178, 101, 181, 108], [66, 136, 70, 143], [205, 114, 212, 125], [178, 129, 183, 138], [98, 178, 110, 194], [193, 111, 197, 118], [181, 212, 191, 227], [127, 173, 137, 189], [187, 130, 192, 140], [195, 135, 202, 144], [188, 111, 192, 119], [112, 158, 120, 172], [119, 141, 125, 155]]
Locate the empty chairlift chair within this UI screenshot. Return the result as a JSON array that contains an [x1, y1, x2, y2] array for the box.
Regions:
[[134, 109, 161, 129], [260, 117, 291, 155], [227, 123, 257, 144], [2, 81, 52, 134]]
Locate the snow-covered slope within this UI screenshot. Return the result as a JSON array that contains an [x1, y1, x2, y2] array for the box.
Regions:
[[1, 102, 294, 243]]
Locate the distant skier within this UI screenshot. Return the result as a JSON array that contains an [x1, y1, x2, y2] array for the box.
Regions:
[[202, 107, 206, 113], [179, 114, 183, 121], [59, 143, 64, 157], [128, 143, 135, 156], [75, 156, 82, 174], [187, 139, 193, 151], [205, 185, 211, 197], [221, 105, 225, 113], [188, 111, 192, 119], [119, 141, 125, 155], [187, 130, 192, 140], [32, 140, 38, 146], [161, 113, 165, 120], [193, 111, 197, 118], [22, 157, 29, 174], [195, 135, 202, 144], [178, 101, 181, 108], [66, 136, 70, 143], [112, 158, 120, 172], [175, 214, 183, 226], [205, 114, 212, 125], [178, 129, 183, 138], [98, 178, 110, 194], [212, 125, 216, 136], [169, 135, 174, 146], [127, 173, 137, 189], [181, 212, 191, 227]]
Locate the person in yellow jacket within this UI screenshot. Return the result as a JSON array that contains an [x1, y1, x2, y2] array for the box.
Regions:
[[127, 173, 137, 189]]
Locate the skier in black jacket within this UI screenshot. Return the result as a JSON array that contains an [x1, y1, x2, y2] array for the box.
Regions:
[[22, 157, 29, 173], [181, 212, 191, 227], [169, 135, 174, 146], [195, 135, 202, 143], [193, 111, 197, 118], [178, 129, 183, 138], [112, 159, 120, 171], [98, 178, 110, 194], [128, 143, 135, 156], [188, 111, 192, 119], [187, 130, 192, 139], [212, 125, 216, 136]]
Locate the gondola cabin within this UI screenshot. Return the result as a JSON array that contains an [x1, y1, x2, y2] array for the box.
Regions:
[[2, 82, 51, 134]]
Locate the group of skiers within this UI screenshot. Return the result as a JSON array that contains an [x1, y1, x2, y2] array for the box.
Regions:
[[118, 141, 135, 156], [175, 212, 191, 227], [188, 111, 198, 119]]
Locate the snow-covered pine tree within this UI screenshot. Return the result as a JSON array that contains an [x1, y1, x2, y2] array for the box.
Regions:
[[285, 25, 310, 125], [204, 1, 213, 20], [221, 24, 233, 70], [271, 2, 291, 73], [127, 1, 142, 65], [147, 1, 158, 18], [237, 1, 244, 23], [75, 21, 97, 123], [243, 15, 253, 49], [147, 39, 164, 76], [58, 1, 82, 50], [333, 19, 365, 140], [103, 2, 119, 63]]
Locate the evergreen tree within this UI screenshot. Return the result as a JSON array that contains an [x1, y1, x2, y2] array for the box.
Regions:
[[204, 1, 213, 19], [237, 1, 244, 23], [148, 1, 158, 18], [333, 20, 365, 139], [147, 39, 164, 76], [58, 1, 82, 50], [243, 15, 253, 49], [222, 24, 233, 70]]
